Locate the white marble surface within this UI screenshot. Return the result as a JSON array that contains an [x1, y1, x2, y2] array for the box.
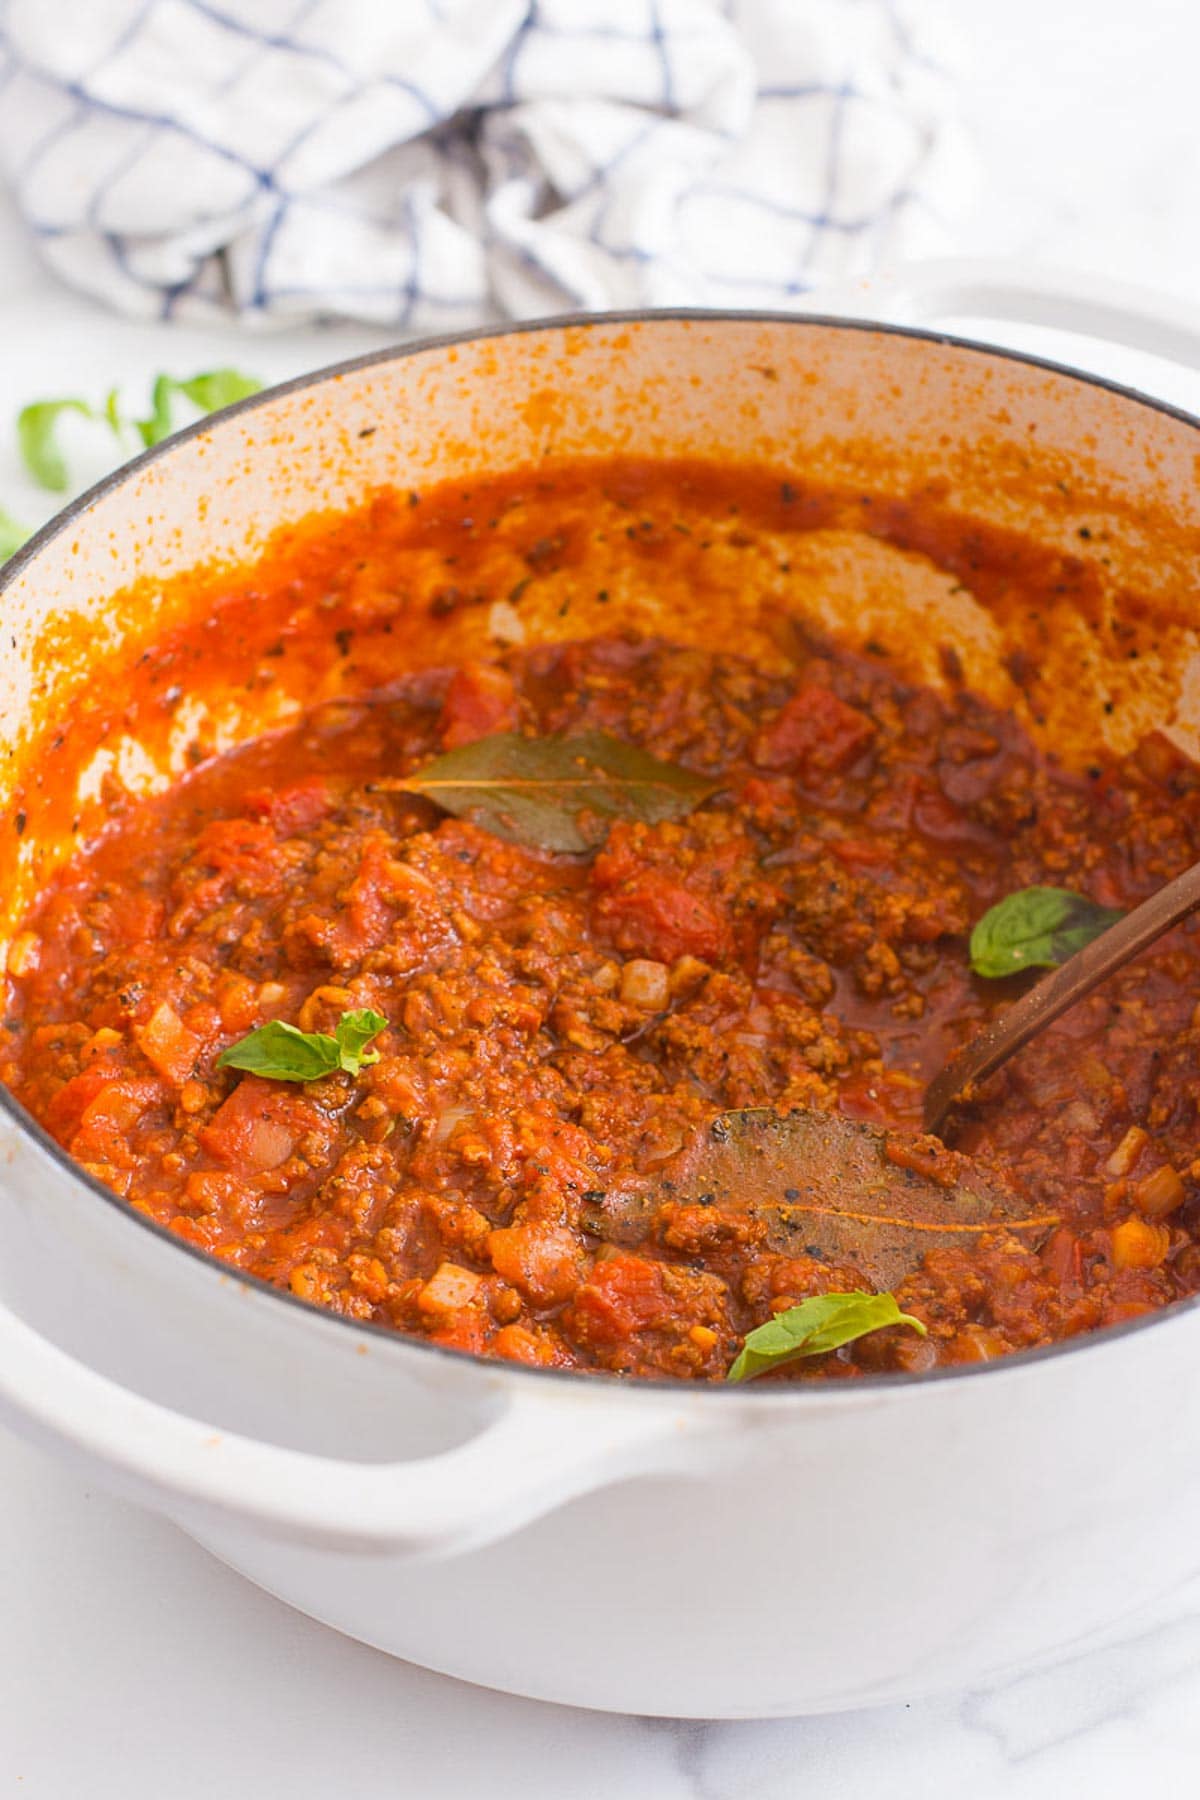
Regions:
[[6, 0, 1200, 1791]]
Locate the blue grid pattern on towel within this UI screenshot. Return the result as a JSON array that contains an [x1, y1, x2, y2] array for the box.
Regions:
[[0, 0, 963, 326]]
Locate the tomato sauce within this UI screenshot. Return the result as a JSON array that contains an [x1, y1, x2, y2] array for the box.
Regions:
[[4, 460, 1200, 1380]]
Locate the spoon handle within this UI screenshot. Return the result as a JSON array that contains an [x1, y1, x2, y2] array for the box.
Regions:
[[923, 860, 1200, 1135]]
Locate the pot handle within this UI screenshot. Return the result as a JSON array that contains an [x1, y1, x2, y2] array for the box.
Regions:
[[0, 1300, 709, 1555], [815, 257, 1200, 374]]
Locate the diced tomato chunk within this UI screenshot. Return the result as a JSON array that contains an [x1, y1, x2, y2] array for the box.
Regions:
[[837, 1071, 922, 1127], [44, 1064, 123, 1139], [190, 817, 277, 877], [1043, 1227, 1084, 1289], [569, 1253, 667, 1346], [199, 1077, 309, 1172], [54, 1072, 163, 1166], [754, 684, 875, 774], [593, 869, 732, 963], [428, 1311, 489, 1354], [80, 1078, 160, 1136], [439, 662, 518, 748], [244, 778, 333, 834], [340, 839, 397, 954]]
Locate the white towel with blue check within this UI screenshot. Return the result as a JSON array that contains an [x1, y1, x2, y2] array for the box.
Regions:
[[0, 0, 972, 328]]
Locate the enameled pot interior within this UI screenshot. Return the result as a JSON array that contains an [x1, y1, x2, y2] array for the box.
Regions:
[[3, 310, 1200, 1389]]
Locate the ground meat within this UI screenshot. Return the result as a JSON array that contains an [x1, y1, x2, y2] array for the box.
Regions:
[[6, 470, 1200, 1383]]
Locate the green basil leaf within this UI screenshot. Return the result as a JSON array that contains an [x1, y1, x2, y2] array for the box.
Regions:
[[135, 373, 177, 448], [16, 369, 262, 492], [970, 885, 1123, 979], [216, 1019, 341, 1082], [176, 368, 262, 412], [0, 506, 30, 563], [333, 1007, 389, 1074], [136, 368, 262, 447], [379, 730, 719, 853], [17, 398, 96, 491], [727, 1289, 926, 1383], [217, 1009, 387, 1082]]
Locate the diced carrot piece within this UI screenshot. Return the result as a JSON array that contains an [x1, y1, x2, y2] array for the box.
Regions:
[[1110, 1216, 1170, 1270], [491, 1324, 559, 1366], [487, 1223, 583, 1307], [1132, 1165, 1186, 1219]]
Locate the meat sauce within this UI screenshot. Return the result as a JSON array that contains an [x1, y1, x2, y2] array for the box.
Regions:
[[5, 460, 1200, 1382]]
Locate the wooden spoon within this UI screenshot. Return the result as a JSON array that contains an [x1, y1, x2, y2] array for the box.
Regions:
[[923, 859, 1200, 1135], [581, 867, 1200, 1287]]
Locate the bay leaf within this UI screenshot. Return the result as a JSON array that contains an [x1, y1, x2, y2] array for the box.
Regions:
[[660, 1107, 1058, 1290], [372, 730, 719, 853]]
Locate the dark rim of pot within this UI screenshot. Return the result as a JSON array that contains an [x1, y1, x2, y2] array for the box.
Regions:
[[3, 304, 1200, 1402]]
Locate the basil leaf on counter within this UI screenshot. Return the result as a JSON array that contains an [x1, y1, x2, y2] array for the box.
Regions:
[[175, 368, 263, 412], [0, 506, 30, 562], [18, 398, 96, 491], [217, 1009, 387, 1082], [135, 368, 262, 448], [377, 730, 719, 853], [727, 1290, 926, 1383], [970, 886, 1122, 979], [17, 368, 264, 490]]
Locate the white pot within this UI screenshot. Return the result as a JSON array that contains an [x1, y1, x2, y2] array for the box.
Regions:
[[3, 266, 1200, 1719]]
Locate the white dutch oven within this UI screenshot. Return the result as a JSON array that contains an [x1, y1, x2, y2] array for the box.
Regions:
[[3, 265, 1200, 1719]]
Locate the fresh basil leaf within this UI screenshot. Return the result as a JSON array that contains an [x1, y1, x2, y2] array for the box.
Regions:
[[378, 730, 719, 853], [217, 1009, 387, 1082], [136, 367, 262, 447], [16, 368, 262, 492], [333, 1007, 389, 1074], [135, 373, 177, 449], [0, 506, 30, 562], [177, 368, 262, 412], [970, 885, 1123, 979], [217, 1019, 341, 1082], [660, 1107, 1057, 1291], [728, 1290, 926, 1382], [17, 399, 96, 491]]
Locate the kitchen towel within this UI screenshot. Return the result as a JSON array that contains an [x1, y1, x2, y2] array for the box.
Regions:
[[0, 0, 973, 328]]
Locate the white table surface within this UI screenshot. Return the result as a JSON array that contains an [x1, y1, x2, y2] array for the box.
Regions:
[[6, 2, 1200, 1792]]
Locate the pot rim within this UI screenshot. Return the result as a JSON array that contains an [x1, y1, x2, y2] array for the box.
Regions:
[[4, 303, 1200, 1405]]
